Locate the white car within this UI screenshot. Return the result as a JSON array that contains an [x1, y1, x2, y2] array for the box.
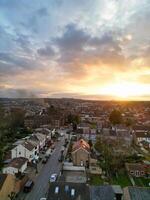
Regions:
[[40, 198, 46, 200], [50, 173, 57, 182]]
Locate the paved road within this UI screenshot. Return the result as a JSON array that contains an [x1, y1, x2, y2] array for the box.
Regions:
[[19, 137, 65, 200]]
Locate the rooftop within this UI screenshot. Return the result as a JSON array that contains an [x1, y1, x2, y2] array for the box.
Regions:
[[22, 141, 35, 151], [90, 185, 123, 200], [72, 139, 90, 152], [125, 163, 148, 171], [134, 131, 150, 138], [125, 186, 150, 200], [4, 157, 28, 169]]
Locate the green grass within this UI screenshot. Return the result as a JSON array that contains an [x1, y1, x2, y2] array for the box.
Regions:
[[134, 177, 150, 187], [110, 172, 132, 187], [89, 175, 104, 185]]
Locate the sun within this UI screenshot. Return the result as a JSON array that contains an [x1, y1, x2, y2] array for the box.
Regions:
[[101, 82, 149, 100], [112, 84, 133, 99]]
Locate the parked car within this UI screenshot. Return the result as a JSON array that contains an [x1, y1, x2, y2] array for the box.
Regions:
[[40, 198, 47, 200], [49, 173, 57, 182], [39, 157, 42, 161], [41, 150, 45, 154], [42, 157, 48, 164], [58, 155, 64, 162], [45, 154, 50, 159], [23, 180, 34, 193]]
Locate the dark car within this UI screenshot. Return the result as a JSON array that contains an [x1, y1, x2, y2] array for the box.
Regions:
[[58, 155, 64, 162], [41, 150, 45, 154], [23, 180, 34, 193], [45, 154, 50, 159], [39, 157, 42, 161], [42, 157, 48, 164]]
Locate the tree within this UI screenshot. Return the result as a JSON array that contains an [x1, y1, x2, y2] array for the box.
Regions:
[[94, 138, 102, 153], [67, 114, 80, 124], [9, 108, 25, 128], [125, 117, 134, 127], [67, 114, 80, 130], [109, 109, 122, 125], [88, 139, 93, 148], [47, 105, 58, 115]]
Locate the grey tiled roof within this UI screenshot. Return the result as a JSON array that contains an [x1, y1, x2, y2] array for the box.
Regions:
[[128, 187, 150, 200], [90, 185, 116, 200]]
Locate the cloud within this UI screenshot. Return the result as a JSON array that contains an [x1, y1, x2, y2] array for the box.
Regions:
[[14, 34, 32, 53], [53, 23, 125, 77], [0, 88, 37, 98], [0, 50, 45, 77], [54, 24, 90, 51], [0, 0, 149, 99], [36, 7, 49, 17], [37, 45, 56, 57]]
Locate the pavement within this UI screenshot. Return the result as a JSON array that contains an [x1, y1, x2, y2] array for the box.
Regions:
[[18, 136, 65, 200]]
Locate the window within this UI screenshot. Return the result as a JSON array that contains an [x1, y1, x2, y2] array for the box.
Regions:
[[92, 167, 97, 170], [55, 187, 59, 194], [135, 171, 140, 177], [19, 152, 21, 155], [71, 189, 75, 197], [80, 160, 84, 166]]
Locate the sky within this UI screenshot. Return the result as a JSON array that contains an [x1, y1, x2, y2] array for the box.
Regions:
[[0, 0, 150, 100]]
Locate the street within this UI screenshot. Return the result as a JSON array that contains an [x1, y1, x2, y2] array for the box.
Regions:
[[19, 137, 65, 200]]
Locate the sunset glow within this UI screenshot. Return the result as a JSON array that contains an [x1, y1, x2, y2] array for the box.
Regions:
[[101, 82, 150, 100], [0, 0, 150, 100]]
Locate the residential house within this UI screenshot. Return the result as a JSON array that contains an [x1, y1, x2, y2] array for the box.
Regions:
[[11, 141, 37, 162], [90, 185, 123, 200], [125, 163, 149, 177], [28, 135, 40, 154], [140, 140, 150, 150], [133, 131, 150, 147], [3, 157, 28, 175], [35, 133, 46, 149], [89, 158, 102, 175], [101, 127, 132, 147], [123, 186, 150, 200], [72, 139, 90, 166], [0, 174, 15, 200], [24, 114, 51, 129], [28, 133, 46, 152], [34, 128, 52, 140], [77, 123, 90, 134]]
